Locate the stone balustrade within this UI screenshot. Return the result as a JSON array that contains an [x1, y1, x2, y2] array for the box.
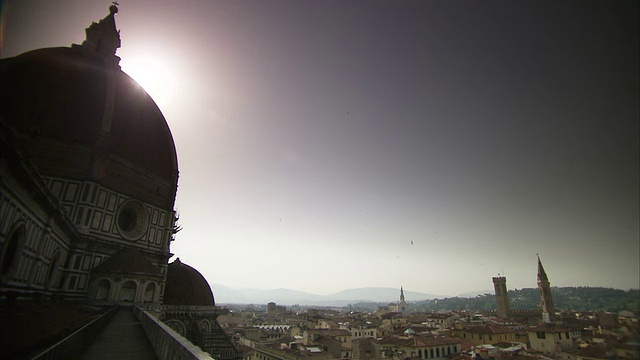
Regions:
[[133, 306, 213, 360]]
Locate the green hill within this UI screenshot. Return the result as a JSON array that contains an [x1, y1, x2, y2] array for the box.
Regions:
[[410, 287, 639, 313]]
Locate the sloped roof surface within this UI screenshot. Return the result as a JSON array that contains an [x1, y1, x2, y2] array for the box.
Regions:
[[93, 248, 161, 275], [377, 335, 461, 347], [468, 324, 516, 334]]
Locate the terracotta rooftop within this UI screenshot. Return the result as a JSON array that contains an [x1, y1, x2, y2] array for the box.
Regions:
[[468, 324, 517, 334], [576, 345, 610, 358], [377, 334, 461, 347], [308, 329, 351, 337], [528, 323, 573, 332]]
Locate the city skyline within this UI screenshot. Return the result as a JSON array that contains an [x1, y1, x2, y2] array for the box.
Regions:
[[2, 0, 638, 297]]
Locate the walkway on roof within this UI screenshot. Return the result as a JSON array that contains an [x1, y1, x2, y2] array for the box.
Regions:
[[81, 307, 157, 360]]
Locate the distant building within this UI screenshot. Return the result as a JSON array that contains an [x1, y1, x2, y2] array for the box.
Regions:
[[451, 324, 519, 346], [380, 312, 409, 334], [421, 313, 457, 330], [252, 342, 334, 360], [374, 334, 462, 360], [345, 325, 379, 341], [352, 338, 377, 360], [267, 302, 277, 313], [527, 323, 579, 353], [267, 302, 285, 314], [386, 287, 409, 315], [492, 275, 511, 319], [304, 328, 353, 350], [317, 319, 339, 329]]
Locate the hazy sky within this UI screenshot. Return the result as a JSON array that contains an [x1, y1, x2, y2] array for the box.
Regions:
[[2, 0, 638, 298]]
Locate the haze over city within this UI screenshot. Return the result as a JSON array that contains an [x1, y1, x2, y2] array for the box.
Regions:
[[2, 0, 638, 297]]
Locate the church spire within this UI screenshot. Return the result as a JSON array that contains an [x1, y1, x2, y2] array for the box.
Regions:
[[537, 255, 554, 323], [78, 3, 122, 63], [400, 286, 405, 302], [537, 254, 549, 282]]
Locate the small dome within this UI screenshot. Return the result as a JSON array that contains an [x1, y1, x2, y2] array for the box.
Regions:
[[164, 259, 215, 306]]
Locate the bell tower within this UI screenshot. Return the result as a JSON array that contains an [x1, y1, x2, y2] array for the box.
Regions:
[[537, 255, 554, 323], [492, 275, 510, 319], [397, 286, 408, 315]]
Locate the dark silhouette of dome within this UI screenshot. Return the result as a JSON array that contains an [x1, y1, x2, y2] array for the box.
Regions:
[[0, 7, 178, 209], [164, 259, 215, 306]]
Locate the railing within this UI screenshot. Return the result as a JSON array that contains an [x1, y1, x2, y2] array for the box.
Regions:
[[133, 306, 213, 360], [31, 305, 119, 360]]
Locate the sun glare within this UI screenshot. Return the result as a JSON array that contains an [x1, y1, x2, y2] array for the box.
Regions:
[[120, 56, 175, 109]]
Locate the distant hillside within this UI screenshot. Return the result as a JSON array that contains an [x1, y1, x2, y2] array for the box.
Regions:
[[212, 284, 325, 305], [456, 290, 493, 298], [329, 287, 440, 302], [212, 285, 438, 306], [412, 287, 639, 313], [213, 285, 638, 312]]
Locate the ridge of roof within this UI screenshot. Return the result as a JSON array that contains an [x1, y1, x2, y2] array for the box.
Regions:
[[92, 248, 161, 275]]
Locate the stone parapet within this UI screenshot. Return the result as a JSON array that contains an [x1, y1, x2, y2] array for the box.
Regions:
[[142, 304, 228, 318], [134, 306, 213, 360]]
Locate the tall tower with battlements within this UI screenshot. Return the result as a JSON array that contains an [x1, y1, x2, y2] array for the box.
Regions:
[[537, 255, 555, 323], [492, 275, 511, 319]]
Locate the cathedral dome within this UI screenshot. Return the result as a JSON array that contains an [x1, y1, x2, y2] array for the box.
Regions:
[[164, 259, 215, 306], [0, 7, 178, 209]]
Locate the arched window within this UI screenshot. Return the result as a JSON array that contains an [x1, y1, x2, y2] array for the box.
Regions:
[[165, 319, 186, 336], [118, 280, 137, 302], [46, 249, 62, 289], [1, 223, 26, 283], [144, 282, 156, 303], [95, 279, 111, 301]]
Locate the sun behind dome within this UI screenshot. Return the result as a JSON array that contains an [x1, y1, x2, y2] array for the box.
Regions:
[[0, 42, 178, 210], [1, 5, 237, 358]]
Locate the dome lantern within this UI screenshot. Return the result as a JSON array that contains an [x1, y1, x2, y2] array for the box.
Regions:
[[79, 4, 122, 64]]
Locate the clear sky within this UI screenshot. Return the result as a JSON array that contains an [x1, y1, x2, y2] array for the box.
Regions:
[[2, 0, 638, 297]]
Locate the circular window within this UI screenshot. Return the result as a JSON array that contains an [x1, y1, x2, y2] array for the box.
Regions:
[[116, 200, 149, 240], [199, 319, 211, 334]]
